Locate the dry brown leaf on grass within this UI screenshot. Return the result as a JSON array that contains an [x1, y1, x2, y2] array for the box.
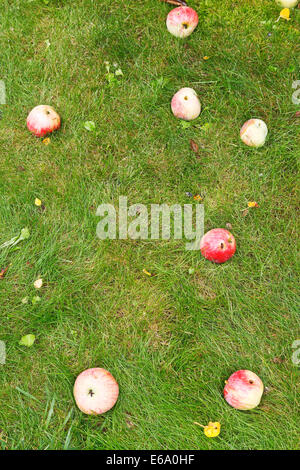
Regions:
[[272, 357, 285, 364], [125, 412, 136, 429], [160, 0, 187, 6], [190, 139, 199, 154], [0, 266, 9, 279]]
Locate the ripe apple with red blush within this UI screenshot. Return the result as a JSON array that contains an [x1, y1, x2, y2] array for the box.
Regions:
[[73, 368, 119, 415], [224, 370, 264, 410], [166, 6, 198, 38], [200, 228, 236, 264], [240, 119, 268, 148], [171, 87, 201, 121], [27, 105, 61, 137]]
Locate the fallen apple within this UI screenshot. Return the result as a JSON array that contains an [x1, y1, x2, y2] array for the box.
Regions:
[[275, 0, 298, 8], [200, 228, 236, 264], [171, 87, 201, 121], [73, 367, 119, 415], [240, 119, 268, 147], [27, 105, 61, 137], [166, 6, 198, 38], [224, 370, 264, 410]]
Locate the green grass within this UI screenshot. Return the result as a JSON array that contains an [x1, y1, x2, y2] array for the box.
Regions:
[[0, 0, 299, 450]]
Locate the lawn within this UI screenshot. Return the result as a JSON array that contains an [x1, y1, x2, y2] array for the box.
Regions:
[[0, 0, 299, 450]]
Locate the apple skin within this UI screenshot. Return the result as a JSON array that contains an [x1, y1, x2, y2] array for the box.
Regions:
[[200, 228, 236, 264], [73, 368, 119, 415], [275, 0, 298, 8], [27, 105, 61, 137], [224, 370, 264, 410], [166, 6, 199, 38], [171, 87, 201, 121], [240, 119, 268, 148]]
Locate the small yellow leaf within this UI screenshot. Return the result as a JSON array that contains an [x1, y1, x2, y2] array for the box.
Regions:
[[35, 198, 42, 207], [203, 56, 210, 60], [193, 194, 203, 201], [143, 269, 152, 277], [280, 8, 291, 20], [34, 278, 43, 289], [194, 421, 221, 438], [42, 137, 51, 145], [204, 421, 221, 438], [248, 201, 259, 208]]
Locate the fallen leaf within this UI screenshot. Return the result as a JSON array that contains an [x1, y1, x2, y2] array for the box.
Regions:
[[19, 334, 35, 347], [190, 139, 199, 154], [204, 422, 221, 438], [126, 419, 135, 429], [21, 297, 29, 304], [203, 56, 210, 60], [272, 357, 285, 364], [248, 201, 259, 208], [0, 266, 9, 279], [160, 0, 187, 5], [280, 8, 291, 21], [125, 414, 136, 429], [226, 223, 233, 230], [194, 421, 221, 438], [143, 269, 153, 277], [35, 198, 42, 207], [32, 296, 41, 305], [0, 227, 30, 250], [34, 278, 43, 289], [193, 194, 203, 201], [242, 209, 249, 217], [42, 137, 50, 145], [84, 121, 96, 132], [17, 166, 25, 172], [20, 228, 30, 240]]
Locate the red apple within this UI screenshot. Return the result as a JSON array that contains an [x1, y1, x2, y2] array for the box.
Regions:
[[27, 105, 61, 137], [224, 370, 264, 410], [166, 6, 198, 38], [240, 119, 268, 148], [200, 228, 236, 264], [73, 368, 119, 415], [171, 87, 201, 121]]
